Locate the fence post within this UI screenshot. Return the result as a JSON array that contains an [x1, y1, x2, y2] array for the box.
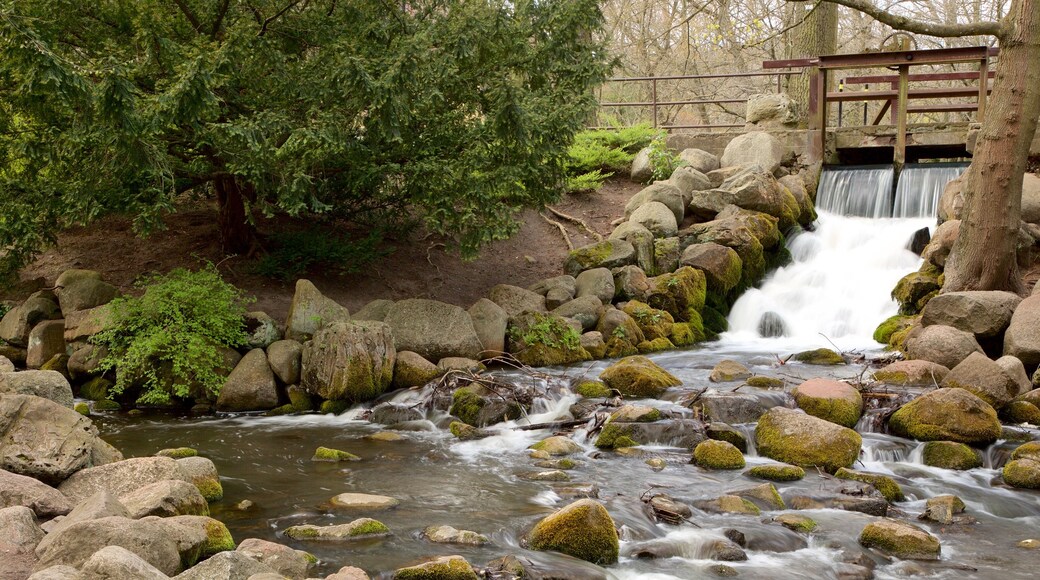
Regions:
[[894, 64, 910, 168], [651, 78, 658, 129]]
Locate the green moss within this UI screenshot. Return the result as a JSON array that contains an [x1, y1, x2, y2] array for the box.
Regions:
[[835, 468, 905, 502], [575, 380, 612, 398], [858, 521, 940, 560], [755, 409, 861, 473], [873, 315, 917, 345], [684, 310, 708, 342], [916, 290, 939, 312], [736, 237, 766, 289], [889, 390, 1001, 444], [393, 556, 480, 580], [1003, 401, 1040, 424], [668, 322, 695, 346], [265, 404, 298, 416], [599, 355, 681, 398], [536, 458, 577, 470], [594, 424, 639, 449], [527, 499, 619, 565], [647, 267, 706, 322], [449, 421, 486, 440], [157, 447, 198, 459], [746, 376, 784, 389], [449, 387, 485, 427], [78, 376, 112, 401], [700, 305, 729, 337], [288, 388, 314, 412], [1003, 459, 1040, 489], [284, 526, 320, 539], [74, 402, 89, 416], [622, 301, 674, 341], [93, 399, 121, 411], [705, 425, 747, 452], [567, 241, 616, 273], [746, 464, 805, 482], [508, 313, 589, 367], [193, 477, 224, 502], [637, 337, 675, 353], [792, 348, 845, 365], [319, 400, 350, 414], [1011, 441, 1040, 461], [603, 336, 639, 358], [892, 271, 940, 315], [312, 446, 361, 462], [202, 520, 235, 556], [350, 519, 391, 536], [693, 440, 745, 469], [774, 513, 817, 533], [794, 391, 862, 429]]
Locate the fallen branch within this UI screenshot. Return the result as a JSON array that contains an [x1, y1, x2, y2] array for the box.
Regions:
[[515, 418, 589, 431], [546, 206, 604, 242], [540, 212, 573, 250]]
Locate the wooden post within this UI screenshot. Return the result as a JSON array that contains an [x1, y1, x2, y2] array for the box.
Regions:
[[977, 56, 989, 121], [651, 78, 658, 128], [809, 68, 827, 164], [894, 65, 909, 169]]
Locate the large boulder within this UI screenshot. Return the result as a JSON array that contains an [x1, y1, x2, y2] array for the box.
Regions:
[[995, 355, 1032, 396], [54, 270, 118, 315], [551, 296, 602, 332], [0, 370, 74, 408], [266, 340, 302, 386], [1021, 172, 1040, 223], [119, 479, 209, 519], [630, 147, 653, 182], [392, 555, 479, 580], [689, 166, 799, 229], [174, 550, 277, 579], [791, 378, 863, 428], [564, 240, 636, 277], [629, 201, 678, 238], [46, 491, 131, 536], [745, 93, 798, 128], [391, 351, 441, 390], [1004, 294, 1040, 369], [872, 360, 950, 386], [353, 299, 394, 322], [1, 505, 46, 580], [888, 388, 1001, 444], [79, 545, 169, 580], [301, 321, 395, 403], [507, 313, 590, 367], [859, 519, 940, 560], [236, 538, 317, 579], [0, 394, 106, 485], [0, 469, 72, 518], [599, 356, 681, 398], [720, 133, 785, 174], [575, 268, 615, 304], [754, 407, 862, 472], [63, 304, 114, 343], [284, 280, 350, 342], [905, 325, 983, 370], [487, 284, 547, 318], [939, 352, 1018, 409], [778, 173, 817, 226], [176, 456, 223, 502], [26, 320, 66, 370], [0, 292, 61, 347], [920, 291, 1021, 338], [646, 267, 706, 322], [667, 166, 713, 203], [680, 243, 743, 294], [625, 182, 684, 225], [527, 499, 618, 565], [57, 456, 189, 504], [468, 298, 508, 357], [679, 148, 720, 174], [384, 299, 483, 361], [217, 349, 279, 412]]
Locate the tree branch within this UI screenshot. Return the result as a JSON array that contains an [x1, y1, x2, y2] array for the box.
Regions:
[[259, 0, 302, 37], [171, 0, 203, 32], [210, 0, 231, 39], [814, 0, 1002, 38]]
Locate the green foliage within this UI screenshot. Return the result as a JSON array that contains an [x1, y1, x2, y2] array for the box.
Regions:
[[646, 135, 683, 182], [563, 124, 660, 192], [0, 0, 611, 280], [511, 315, 581, 350], [91, 266, 250, 405], [564, 170, 612, 194], [0, 302, 10, 320], [253, 228, 390, 281]]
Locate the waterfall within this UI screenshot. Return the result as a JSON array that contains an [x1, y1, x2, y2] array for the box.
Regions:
[[815, 165, 895, 218], [892, 162, 970, 218]]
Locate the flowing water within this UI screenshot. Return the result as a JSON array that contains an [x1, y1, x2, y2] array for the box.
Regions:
[[93, 166, 1040, 579]]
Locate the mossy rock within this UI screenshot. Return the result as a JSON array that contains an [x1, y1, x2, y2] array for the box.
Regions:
[[284, 518, 391, 541], [449, 421, 490, 440], [78, 376, 112, 401], [319, 400, 351, 415], [792, 379, 863, 428], [609, 405, 662, 423], [696, 495, 760, 515], [701, 305, 729, 337], [529, 435, 582, 456], [93, 399, 121, 412], [599, 355, 681, 398], [593, 423, 639, 449], [920, 441, 982, 470], [507, 312, 591, 367], [527, 499, 619, 565], [200, 519, 236, 557], [754, 407, 861, 472], [1011, 441, 1040, 461], [393, 555, 480, 580], [888, 388, 1001, 444], [892, 271, 941, 315], [746, 464, 805, 482], [705, 422, 748, 452], [565, 240, 635, 277], [745, 376, 784, 389], [1004, 459, 1040, 489], [575, 380, 612, 398], [1002, 400, 1040, 424], [859, 519, 940, 560], [637, 337, 675, 353], [449, 387, 485, 427], [157, 447, 198, 459], [646, 267, 707, 322], [603, 336, 639, 358], [669, 322, 698, 346], [287, 386, 315, 412], [873, 314, 918, 345], [693, 440, 745, 470], [622, 301, 674, 341], [312, 446, 360, 462], [265, 404, 299, 416], [74, 402, 89, 416], [773, 513, 817, 533], [792, 348, 845, 366], [835, 468, 905, 502]]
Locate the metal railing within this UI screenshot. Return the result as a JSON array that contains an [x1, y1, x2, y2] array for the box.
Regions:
[[592, 70, 803, 130]]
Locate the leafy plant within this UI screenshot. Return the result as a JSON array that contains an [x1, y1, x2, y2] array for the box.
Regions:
[[646, 135, 684, 182], [254, 228, 391, 281], [91, 266, 251, 406], [511, 315, 581, 350], [564, 169, 612, 194], [0, 302, 10, 320], [611, 325, 627, 340]]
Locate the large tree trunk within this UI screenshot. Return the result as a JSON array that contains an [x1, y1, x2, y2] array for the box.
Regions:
[[786, 1, 838, 116], [943, 0, 1040, 293], [214, 176, 255, 256]]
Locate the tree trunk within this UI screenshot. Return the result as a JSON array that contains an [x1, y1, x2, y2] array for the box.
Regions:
[[786, 1, 838, 116], [214, 176, 255, 256], [943, 0, 1040, 293]]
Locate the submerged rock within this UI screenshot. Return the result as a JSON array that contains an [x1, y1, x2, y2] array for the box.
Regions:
[[920, 441, 982, 470], [792, 348, 845, 366], [283, 518, 390, 541], [330, 493, 400, 510], [692, 440, 745, 470], [527, 499, 619, 565], [835, 468, 905, 503], [600, 356, 681, 398], [392, 555, 479, 580], [746, 464, 805, 482]]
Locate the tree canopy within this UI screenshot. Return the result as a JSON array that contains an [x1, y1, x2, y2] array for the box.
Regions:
[[0, 0, 610, 279]]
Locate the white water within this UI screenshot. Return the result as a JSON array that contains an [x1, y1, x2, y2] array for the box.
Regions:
[[724, 211, 930, 351], [893, 162, 969, 218], [815, 165, 895, 218]]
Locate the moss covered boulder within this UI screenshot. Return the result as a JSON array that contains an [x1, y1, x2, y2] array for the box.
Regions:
[[692, 440, 745, 470], [527, 499, 619, 565], [754, 407, 861, 472], [709, 360, 751, 383], [746, 464, 805, 482], [646, 267, 707, 322], [507, 313, 590, 367], [859, 519, 940, 560], [311, 447, 360, 462], [1003, 400, 1040, 424], [622, 301, 674, 341], [835, 468, 905, 502], [564, 240, 636, 277], [920, 441, 982, 470], [393, 555, 479, 580], [680, 243, 743, 294], [599, 356, 681, 398], [873, 315, 919, 346], [888, 388, 1001, 444], [939, 352, 1018, 410], [301, 321, 395, 403], [575, 380, 612, 398], [1003, 442, 1040, 489], [529, 436, 582, 456], [392, 351, 442, 389], [792, 348, 845, 365], [893, 271, 941, 315], [872, 360, 949, 386], [792, 378, 862, 428], [284, 518, 390, 541]]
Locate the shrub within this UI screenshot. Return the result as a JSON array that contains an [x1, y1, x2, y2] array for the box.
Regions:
[[646, 135, 683, 182], [91, 266, 251, 405], [563, 124, 663, 193], [253, 228, 391, 281]]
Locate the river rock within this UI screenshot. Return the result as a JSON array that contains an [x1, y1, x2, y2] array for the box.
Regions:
[[0, 469, 72, 518], [528, 275, 577, 304], [692, 440, 745, 470], [995, 355, 1032, 396], [529, 436, 582, 456], [746, 464, 805, 482], [695, 495, 760, 515], [596, 418, 705, 449], [392, 555, 479, 580], [507, 312, 590, 367], [872, 360, 949, 386], [119, 479, 208, 519], [467, 298, 508, 357], [217, 349, 279, 412], [905, 324, 983, 370], [921, 291, 1021, 338], [1004, 442, 1040, 489], [236, 538, 316, 579], [0, 369, 74, 408], [920, 441, 982, 470], [388, 351, 439, 390], [646, 267, 706, 323], [54, 270, 118, 316], [79, 544, 169, 580], [792, 378, 862, 428], [265, 340, 302, 386], [778, 173, 816, 226], [628, 201, 678, 238], [176, 456, 222, 502], [858, 519, 940, 560], [552, 296, 602, 332], [284, 279, 350, 342], [283, 518, 390, 541], [784, 481, 888, 516], [330, 493, 399, 510], [625, 182, 685, 224], [352, 299, 394, 322], [301, 321, 395, 403], [681, 243, 743, 294], [679, 148, 720, 174], [922, 495, 966, 525], [0, 292, 61, 347], [0, 505, 45, 577], [755, 407, 861, 472], [708, 360, 751, 383], [67, 344, 106, 380], [527, 499, 618, 565], [57, 456, 189, 504], [600, 356, 680, 398], [1004, 294, 1040, 369], [0, 394, 108, 485], [25, 320, 66, 370], [939, 352, 1017, 409], [488, 284, 547, 318], [175, 550, 277, 579], [45, 490, 129, 536], [384, 299, 483, 361], [423, 525, 489, 546], [326, 566, 370, 580], [695, 390, 782, 424], [835, 468, 904, 503], [888, 388, 1001, 444], [564, 240, 636, 277], [720, 133, 784, 173]]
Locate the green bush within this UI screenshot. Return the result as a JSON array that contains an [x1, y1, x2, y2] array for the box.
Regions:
[[563, 124, 662, 193], [91, 266, 251, 406], [646, 135, 683, 182], [254, 229, 391, 281]]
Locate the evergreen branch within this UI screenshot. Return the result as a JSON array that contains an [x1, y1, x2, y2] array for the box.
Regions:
[[259, 0, 302, 37]]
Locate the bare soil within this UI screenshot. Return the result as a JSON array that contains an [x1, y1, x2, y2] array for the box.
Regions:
[[10, 179, 644, 321]]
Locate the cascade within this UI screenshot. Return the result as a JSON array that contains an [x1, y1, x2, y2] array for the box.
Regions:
[[815, 165, 894, 218], [892, 162, 970, 218]]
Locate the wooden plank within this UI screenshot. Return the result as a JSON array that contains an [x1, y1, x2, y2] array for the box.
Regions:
[[872, 101, 892, 125], [763, 57, 818, 69], [825, 86, 990, 102], [818, 46, 992, 70], [977, 57, 989, 120], [907, 104, 979, 113], [895, 65, 909, 167], [843, 70, 995, 84]]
